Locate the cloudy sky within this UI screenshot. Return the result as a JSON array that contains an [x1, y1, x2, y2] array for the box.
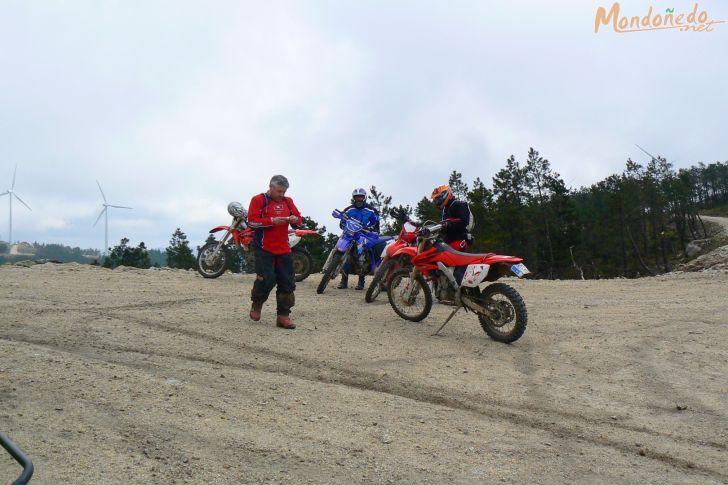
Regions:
[[1, 0, 726, 250]]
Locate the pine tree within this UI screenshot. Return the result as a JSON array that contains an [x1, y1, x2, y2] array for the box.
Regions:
[[415, 196, 440, 224], [448, 170, 469, 200], [466, 177, 494, 251], [368, 185, 393, 233], [166, 228, 196, 270], [103, 238, 151, 269]]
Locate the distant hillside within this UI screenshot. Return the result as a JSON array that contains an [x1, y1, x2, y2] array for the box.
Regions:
[[0, 241, 169, 267], [0, 242, 100, 265]]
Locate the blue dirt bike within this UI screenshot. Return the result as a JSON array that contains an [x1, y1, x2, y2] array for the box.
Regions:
[[316, 209, 393, 294]]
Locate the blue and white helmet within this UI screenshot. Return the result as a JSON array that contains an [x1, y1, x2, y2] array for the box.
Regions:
[[352, 188, 367, 208]]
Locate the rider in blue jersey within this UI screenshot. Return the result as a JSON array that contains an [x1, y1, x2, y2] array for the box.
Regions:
[[338, 188, 381, 290]]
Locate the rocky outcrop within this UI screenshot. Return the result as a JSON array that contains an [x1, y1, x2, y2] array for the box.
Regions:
[[679, 244, 728, 272]]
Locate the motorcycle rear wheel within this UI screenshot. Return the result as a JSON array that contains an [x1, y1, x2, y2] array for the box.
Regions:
[[292, 247, 313, 282], [316, 251, 343, 294], [196, 241, 229, 278], [477, 283, 528, 343], [387, 268, 432, 322]]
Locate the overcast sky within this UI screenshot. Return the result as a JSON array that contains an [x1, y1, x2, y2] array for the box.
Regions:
[[1, 0, 726, 250]]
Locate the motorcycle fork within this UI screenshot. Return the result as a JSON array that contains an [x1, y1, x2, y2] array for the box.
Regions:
[[209, 230, 232, 258], [401, 266, 421, 301], [405, 237, 428, 293]]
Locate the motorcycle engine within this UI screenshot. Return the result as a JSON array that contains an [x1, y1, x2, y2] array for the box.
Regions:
[[434, 274, 456, 303]]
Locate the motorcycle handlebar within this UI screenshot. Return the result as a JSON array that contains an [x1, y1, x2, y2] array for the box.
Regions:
[[334, 209, 379, 235], [419, 224, 443, 238]]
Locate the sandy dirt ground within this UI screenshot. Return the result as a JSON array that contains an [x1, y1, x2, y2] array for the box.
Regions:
[[1, 259, 728, 484]]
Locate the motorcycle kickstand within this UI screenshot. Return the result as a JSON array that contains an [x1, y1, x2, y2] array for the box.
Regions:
[[432, 304, 463, 336]]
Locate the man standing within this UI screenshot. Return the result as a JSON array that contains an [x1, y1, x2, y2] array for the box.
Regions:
[[247, 175, 302, 329]]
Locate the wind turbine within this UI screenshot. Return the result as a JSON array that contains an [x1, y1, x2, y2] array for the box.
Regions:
[[635, 144, 658, 162], [93, 180, 132, 256], [1, 165, 32, 244]]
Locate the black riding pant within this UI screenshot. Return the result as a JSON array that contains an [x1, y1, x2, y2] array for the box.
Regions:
[[250, 246, 296, 316]]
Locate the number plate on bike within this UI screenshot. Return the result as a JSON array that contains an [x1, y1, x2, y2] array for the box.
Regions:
[[511, 263, 530, 278]]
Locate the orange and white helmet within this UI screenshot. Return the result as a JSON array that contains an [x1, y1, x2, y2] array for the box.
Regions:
[[430, 185, 454, 209]]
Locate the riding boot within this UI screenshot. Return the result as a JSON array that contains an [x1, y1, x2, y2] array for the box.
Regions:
[[337, 274, 348, 289], [355, 274, 365, 290], [249, 300, 263, 321], [276, 291, 295, 317]]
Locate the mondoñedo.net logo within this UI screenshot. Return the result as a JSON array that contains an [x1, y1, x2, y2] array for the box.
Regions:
[[594, 2, 726, 33]]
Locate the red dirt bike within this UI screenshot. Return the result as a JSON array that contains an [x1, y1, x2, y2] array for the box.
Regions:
[[386, 222, 530, 343], [364, 220, 420, 303], [197, 202, 319, 281]]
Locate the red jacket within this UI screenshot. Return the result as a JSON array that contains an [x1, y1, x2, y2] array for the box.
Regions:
[[247, 193, 302, 254]]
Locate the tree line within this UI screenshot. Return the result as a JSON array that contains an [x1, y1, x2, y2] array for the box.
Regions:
[[5, 152, 726, 278], [391, 150, 726, 279]]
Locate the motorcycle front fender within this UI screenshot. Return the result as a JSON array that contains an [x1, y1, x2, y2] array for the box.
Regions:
[[336, 235, 355, 253], [209, 225, 231, 234]]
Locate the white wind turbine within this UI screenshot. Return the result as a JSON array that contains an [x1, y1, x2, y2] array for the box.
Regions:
[[1, 165, 32, 244], [93, 180, 132, 256]]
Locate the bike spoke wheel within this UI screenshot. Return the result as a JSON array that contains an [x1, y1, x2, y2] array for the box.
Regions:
[[196, 242, 229, 278], [316, 251, 343, 294], [387, 268, 432, 322], [292, 248, 313, 282], [365, 260, 391, 303], [477, 283, 528, 343]]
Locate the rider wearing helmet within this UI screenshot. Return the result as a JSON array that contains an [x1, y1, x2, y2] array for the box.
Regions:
[[431, 184, 472, 252], [338, 188, 381, 290]]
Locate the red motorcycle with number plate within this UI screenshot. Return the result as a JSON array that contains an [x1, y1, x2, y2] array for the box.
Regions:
[[386, 223, 530, 343]]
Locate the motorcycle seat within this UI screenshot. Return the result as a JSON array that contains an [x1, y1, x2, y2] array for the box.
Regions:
[[435, 242, 494, 259]]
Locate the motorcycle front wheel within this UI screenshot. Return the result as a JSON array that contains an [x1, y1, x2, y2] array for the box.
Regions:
[[477, 283, 528, 343], [292, 247, 313, 282], [197, 241, 229, 278], [387, 268, 432, 322], [365, 259, 391, 303], [316, 251, 343, 294]]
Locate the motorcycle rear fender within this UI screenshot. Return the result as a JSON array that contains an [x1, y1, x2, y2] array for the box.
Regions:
[[482, 254, 523, 265], [485, 262, 516, 282], [292, 229, 319, 237], [288, 233, 301, 247]]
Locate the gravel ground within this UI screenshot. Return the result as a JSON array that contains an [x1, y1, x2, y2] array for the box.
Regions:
[[1, 261, 727, 484]]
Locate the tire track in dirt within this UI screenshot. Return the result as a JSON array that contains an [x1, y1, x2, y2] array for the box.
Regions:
[[2, 296, 207, 316], [4, 331, 727, 481], [632, 333, 728, 421], [105, 310, 728, 450], [8, 296, 728, 453]]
